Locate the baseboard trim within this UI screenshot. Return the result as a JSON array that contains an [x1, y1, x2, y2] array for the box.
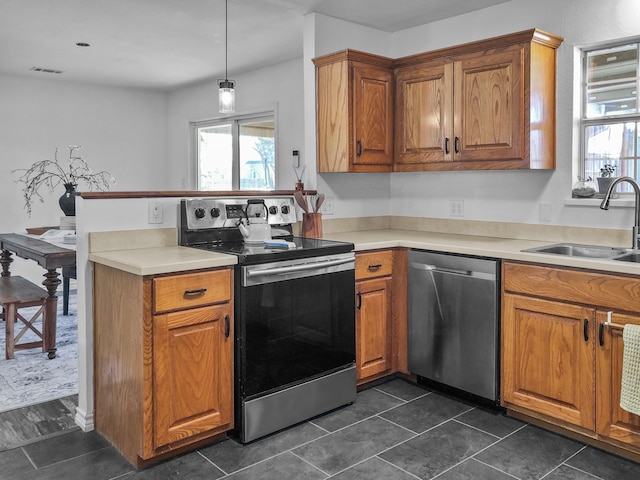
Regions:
[[75, 406, 94, 432]]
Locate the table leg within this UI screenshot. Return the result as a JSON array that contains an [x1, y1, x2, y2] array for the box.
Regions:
[[43, 268, 60, 359], [1, 249, 12, 277]]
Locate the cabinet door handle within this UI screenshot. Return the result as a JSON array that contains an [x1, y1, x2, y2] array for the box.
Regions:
[[356, 140, 363, 157], [444, 137, 450, 154], [599, 323, 605, 347], [583, 319, 589, 342], [356, 292, 362, 310], [184, 288, 207, 297], [224, 314, 230, 338], [454, 136, 460, 154], [367, 264, 382, 272]]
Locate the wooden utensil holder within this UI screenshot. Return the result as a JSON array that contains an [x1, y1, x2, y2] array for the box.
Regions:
[[302, 213, 323, 238]]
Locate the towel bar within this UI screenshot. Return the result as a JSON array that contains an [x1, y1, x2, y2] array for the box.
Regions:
[[604, 311, 624, 329]]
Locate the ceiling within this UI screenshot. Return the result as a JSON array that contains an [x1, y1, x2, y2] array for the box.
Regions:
[[0, 0, 510, 91]]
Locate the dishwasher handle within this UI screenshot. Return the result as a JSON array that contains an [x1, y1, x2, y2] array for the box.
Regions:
[[409, 262, 471, 276], [409, 261, 495, 280]]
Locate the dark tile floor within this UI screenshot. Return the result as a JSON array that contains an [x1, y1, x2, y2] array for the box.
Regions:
[[3, 379, 640, 479]]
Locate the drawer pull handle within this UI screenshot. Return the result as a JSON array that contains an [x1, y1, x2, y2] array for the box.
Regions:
[[367, 264, 382, 272], [184, 288, 207, 297], [224, 315, 230, 338]]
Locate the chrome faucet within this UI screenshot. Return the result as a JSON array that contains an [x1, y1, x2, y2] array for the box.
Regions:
[[599, 176, 640, 249]]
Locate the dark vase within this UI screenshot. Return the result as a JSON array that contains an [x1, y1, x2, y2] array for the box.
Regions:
[[59, 183, 79, 216]]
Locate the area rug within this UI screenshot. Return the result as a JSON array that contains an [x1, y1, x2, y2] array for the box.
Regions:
[[0, 294, 77, 413]]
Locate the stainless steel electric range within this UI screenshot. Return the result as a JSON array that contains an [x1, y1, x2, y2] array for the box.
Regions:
[[179, 196, 356, 443]]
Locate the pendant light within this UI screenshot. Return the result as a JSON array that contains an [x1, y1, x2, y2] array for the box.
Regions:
[[218, 0, 235, 113]]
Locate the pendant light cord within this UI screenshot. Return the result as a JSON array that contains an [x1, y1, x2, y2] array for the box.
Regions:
[[224, 0, 228, 81]]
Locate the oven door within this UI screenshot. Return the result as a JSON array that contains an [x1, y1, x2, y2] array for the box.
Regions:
[[237, 252, 356, 400]]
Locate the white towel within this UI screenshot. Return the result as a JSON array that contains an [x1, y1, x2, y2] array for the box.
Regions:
[[620, 323, 640, 416]]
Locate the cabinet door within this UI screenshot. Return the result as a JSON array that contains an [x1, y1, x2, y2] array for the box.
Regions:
[[453, 46, 524, 162], [153, 303, 233, 448], [596, 311, 640, 447], [395, 62, 453, 165], [502, 294, 595, 430], [356, 277, 392, 382], [353, 63, 394, 168]]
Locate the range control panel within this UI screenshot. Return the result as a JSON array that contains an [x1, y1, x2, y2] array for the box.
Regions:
[[181, 197, 297, 230]]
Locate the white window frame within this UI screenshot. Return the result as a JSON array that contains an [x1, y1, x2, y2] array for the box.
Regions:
[[580, 38, 640, 192], [191, 108, 277, 191]]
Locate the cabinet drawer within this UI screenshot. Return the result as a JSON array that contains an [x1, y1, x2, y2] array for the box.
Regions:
[[356, 250, 393, 280], [503, 261, 640, 313], [154, 269, 231, 313]]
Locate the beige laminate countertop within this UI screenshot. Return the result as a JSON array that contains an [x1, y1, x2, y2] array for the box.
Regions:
[[89, 246, 237, 276], [89, 227, 640, 277], [324, 228, 640, 276]]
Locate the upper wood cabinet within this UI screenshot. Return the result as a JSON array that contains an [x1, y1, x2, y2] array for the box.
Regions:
[[395, 29, 562, 171], [314, 29, 563, 173], [313, 50, 394, 172]]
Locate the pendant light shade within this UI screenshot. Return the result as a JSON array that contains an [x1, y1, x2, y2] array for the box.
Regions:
[[219, 79, 235, 113], [219, 0, 235, 113]]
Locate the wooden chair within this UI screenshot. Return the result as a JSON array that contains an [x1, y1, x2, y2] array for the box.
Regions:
[[0, 276, 49, 359]]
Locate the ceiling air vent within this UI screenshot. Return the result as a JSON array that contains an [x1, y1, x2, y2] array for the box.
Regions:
[[30, 67, 63, 74]]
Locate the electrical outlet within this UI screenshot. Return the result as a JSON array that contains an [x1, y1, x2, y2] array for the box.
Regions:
[[148, 201, 163, 224], [321, 196, 334, 215], [449, 200, 464, 217]]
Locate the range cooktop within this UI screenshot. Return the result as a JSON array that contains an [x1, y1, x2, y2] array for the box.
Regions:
[[178, 197, 354, 264]]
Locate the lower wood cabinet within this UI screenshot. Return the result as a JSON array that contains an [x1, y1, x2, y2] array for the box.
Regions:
[[502, 261, 640, 456], [94, 264, 234, 467], [356, 276, 392, 381], [355, 249, 408, 384]]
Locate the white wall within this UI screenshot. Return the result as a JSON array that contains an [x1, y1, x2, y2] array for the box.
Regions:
[[166, 57, 305, 191], [303, 14, 395, 217], [0, 73, 169, 282], [303, 0, 640, 233]]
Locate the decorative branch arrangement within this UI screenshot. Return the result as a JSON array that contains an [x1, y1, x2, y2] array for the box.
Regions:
[[13, 145, 116, 216]]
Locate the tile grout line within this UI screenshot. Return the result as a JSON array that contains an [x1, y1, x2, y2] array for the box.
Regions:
[[289, 449, 332, 477], [20, 446, 38, 471], [196, 449, 229, 477], [430, 421, 529, 480], [451, 416, 503, 440], [375, 455, 424, 480], [471, 457, 524, 480], [538, 445, 595, 480]]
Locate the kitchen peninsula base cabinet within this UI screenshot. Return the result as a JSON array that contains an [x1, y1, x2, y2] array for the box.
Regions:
[[502, 261, 640, 459], [93, 264, 234, 467], [355, 249, 408, 385]]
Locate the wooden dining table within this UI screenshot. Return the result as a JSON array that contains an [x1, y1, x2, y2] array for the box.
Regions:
[[0, 233, 76, 359]]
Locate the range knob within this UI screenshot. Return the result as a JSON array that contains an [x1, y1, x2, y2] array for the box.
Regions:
[[268, 206, 278, 215], [210, 207, 220, 218], [281, 205, 290, 215], [194, 207, 206, 219]]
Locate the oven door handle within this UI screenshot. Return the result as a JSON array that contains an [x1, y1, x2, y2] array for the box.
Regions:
[[246, 257, 354, 277]]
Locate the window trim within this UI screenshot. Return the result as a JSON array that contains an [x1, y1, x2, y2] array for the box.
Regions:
[[579, 38, 640, 185], [190, 107, 278, 191]]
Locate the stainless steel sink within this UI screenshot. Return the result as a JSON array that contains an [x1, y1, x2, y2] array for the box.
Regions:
[[612, 252, 640, 263], [523, 243, 630, 259]]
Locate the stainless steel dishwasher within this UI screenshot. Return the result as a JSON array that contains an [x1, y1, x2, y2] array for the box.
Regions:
[[408, 250, 499, 404]]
